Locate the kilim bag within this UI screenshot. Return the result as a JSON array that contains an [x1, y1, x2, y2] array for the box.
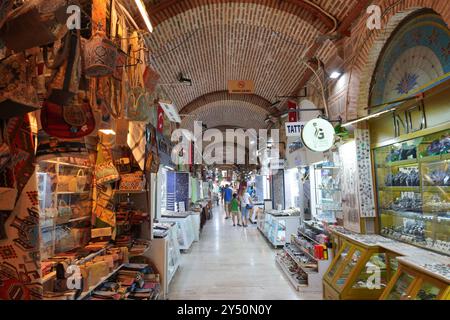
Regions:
[[124, 31, 154, 122], [0, 0, 76, 52], [95, 143, 120, 185], [0, 53, 41, 119], [84, 29, 118, 78], [118, 171, 145, 191], [45, 30, 82, 105]]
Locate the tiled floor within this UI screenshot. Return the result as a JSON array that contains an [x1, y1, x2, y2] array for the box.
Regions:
[[168, 204, 322, 300]]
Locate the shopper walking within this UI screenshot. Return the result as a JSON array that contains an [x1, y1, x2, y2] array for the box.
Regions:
[[223, 184, 233, 219], [240, 186, 253, 227], [230, 193, 240, 227]]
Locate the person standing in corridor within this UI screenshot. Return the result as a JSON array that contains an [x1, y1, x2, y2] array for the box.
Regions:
[[240, 186, 253, 227], [223, 184, 233, 219]]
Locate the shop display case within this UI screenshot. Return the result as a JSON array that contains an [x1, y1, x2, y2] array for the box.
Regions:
[[146, 223, 180, 299], [373, 129, 450, 255], [160, 213, 195, 250], [323, 238, 399, 300], [277, 221, 333, 293], [37, 157, 94, 260], [258, 209, 300, 247], [380, 257, 449, 300], [311, 162, 342, 224]]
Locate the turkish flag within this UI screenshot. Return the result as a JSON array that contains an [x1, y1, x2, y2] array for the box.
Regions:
[[287, 100, 297, 122], [157, 105, 164, 132]]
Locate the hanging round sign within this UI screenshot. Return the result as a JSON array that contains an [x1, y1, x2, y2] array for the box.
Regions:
[[301, 118, 335, 152]]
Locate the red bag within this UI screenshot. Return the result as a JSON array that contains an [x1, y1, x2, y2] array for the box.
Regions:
[[41, 98, 96, 139]]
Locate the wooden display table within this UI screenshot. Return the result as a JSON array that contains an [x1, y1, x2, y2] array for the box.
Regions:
[[324, 226, 450, 300]]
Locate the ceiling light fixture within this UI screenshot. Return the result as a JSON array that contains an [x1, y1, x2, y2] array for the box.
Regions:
[[178, 73, 192, 86], [134, 0, 153, 33], [341, 108, 395, 128], [329, 71, 342, 79], [99, 129, 116, 135]]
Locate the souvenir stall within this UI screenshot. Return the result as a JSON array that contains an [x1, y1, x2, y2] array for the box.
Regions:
[[324, 11, 450, 300], [266, 128, 334, 293], [251, 175, 269, 224], [0, 0, 171, 300]]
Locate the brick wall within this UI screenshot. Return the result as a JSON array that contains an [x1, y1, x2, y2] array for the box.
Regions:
[[327, 0, 450, 120]]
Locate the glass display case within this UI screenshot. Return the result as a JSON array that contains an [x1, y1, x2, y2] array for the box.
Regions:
[[167, 225, 181, 284], [323, 239, 399, 300], [311, 162, 342, 224], [380, 260, 449, 300], [258, 209, 300, 247], [373, 129, 450, 255], [37, 157, 93, 260]]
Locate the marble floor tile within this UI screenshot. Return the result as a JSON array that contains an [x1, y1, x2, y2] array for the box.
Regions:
[[167, 204, 322, 300]]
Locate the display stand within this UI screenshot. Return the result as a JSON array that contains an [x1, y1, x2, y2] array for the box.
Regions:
[[188, 212, 201, 242], [160, 215, 195, 251], [324, 226, 450, 300], [257, 209, 300, 247], [145, 225, 180, 299]]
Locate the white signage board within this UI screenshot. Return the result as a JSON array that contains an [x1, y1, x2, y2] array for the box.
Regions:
[[285, 122, 305, 137], [301, 118, 335, 152]]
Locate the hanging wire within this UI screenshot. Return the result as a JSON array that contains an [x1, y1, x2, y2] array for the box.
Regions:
[[271, 30, 306, 47], [151, 28, 201, 59]]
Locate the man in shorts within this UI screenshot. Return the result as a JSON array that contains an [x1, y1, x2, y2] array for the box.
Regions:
[[223, 184, 232, 219]]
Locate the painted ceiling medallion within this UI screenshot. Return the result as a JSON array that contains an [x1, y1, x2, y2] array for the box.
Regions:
[[370, 13, 450, 112], [396, 73, 419, 95]]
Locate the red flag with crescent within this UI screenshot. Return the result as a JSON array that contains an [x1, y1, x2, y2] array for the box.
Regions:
[[157, 105, 164, 132], [287, 100, 297, 122]]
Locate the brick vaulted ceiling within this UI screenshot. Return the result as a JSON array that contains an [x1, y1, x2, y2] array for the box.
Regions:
[[138, 0, 361, 130]]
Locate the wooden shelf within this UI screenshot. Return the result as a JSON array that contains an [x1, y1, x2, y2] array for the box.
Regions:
[[77, 264, 124, 300], [297, 229, 321, 246], [422, 186, 450, 193], [42, 271, 56, 283], [57, 191, 90, 195], [291, 239, 319, 262], [380, 159, 418, 167], [275, 256, 308, 291], [379, 186, 420, 192], [113, 190, 148, 195], [284, 246, 318, 272], [419, 153, 450, 163]]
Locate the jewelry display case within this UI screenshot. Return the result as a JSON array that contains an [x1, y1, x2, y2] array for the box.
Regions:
[[323, 236, 398, 300], [373, 129, 450, 255], [380, 257, 449, 300], [257, 209, 300, 247], [324, 226, 450, 300], [311, 162, 342, 224]]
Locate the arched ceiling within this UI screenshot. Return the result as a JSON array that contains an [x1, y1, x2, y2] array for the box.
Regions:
[[182, 100, 268, 131], [137, 0, 362, 130]]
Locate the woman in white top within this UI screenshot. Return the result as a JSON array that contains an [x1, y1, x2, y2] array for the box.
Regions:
[[240, 186, 253, 227]]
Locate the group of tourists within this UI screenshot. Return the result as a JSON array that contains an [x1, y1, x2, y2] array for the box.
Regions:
[[221, 184, 253, 227]]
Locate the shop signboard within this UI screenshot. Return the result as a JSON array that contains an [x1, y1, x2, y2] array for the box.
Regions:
[[301, 118, 335, 152], [227, 80, 255, 94], [285, 121, 304, 137], [159, 100, 181, 123]]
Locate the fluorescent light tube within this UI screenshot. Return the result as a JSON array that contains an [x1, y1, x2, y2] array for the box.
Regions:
[[135, 0, 153, 33]]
